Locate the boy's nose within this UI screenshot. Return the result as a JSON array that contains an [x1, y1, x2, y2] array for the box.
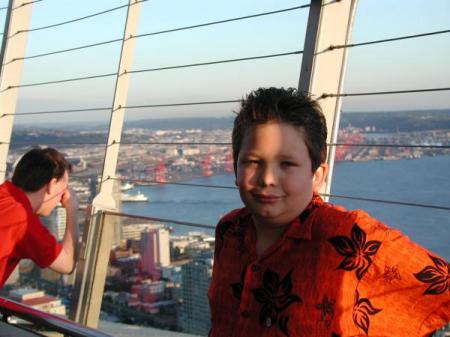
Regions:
[[259, 165, 277, 187]]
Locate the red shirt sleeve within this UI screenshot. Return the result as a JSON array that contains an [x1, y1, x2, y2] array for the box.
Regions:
[[355, 213, 450, 336], [16, 213, 63, 268]]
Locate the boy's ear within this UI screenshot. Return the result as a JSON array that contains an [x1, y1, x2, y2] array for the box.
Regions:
[[46, 177, 58, 195], [312, 163, 328, 192]]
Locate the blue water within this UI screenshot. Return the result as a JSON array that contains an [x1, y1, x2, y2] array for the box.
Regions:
[[123, 155, 450, 260]]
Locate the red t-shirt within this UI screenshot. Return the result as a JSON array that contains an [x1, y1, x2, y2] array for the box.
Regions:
[[0, 181, 62, 288], [208, 195, 450, 337]]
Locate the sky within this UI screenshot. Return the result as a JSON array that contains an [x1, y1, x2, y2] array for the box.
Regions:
[[0, 0, 449, 125]]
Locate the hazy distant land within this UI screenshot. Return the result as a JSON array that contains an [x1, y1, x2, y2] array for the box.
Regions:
[[12, 108, 450, 134]]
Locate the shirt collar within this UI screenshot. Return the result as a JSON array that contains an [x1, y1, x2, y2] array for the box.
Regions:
[[285, 193, 323, 240], [3, 180, 33, 211]]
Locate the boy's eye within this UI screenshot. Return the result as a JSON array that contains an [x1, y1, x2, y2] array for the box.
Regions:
[[281, 161, 297, 167], [242, 159, 260, 165]]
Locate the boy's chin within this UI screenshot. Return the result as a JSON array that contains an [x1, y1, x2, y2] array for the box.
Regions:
[[252, 212, 293, 229]]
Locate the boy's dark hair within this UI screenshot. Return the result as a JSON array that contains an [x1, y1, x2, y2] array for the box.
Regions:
[[232, 87, 327, 172], [12, 147, 72, 192]]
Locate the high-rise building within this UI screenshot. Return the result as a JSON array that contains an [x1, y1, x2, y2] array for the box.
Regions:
[[179, 251, 213, 335], [41, 205, 66, 241], [140, 227, 171, 278]]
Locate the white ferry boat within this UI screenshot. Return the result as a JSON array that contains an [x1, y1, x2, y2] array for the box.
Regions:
[[120, 191, 149, 202], [120, 182, 135, 191]]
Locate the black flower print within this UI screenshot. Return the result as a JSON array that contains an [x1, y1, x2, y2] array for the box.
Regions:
[[216, 220, 233, 258], [278, 315, 290, 336], [252, 269, 302, 336], [414, 254, 449, 295], [381, 264, 401, 284], [329, 224, 381, 280], [231, 265, 247, 300], [218, 220, 233, 243], [352, 290, 382, 335], [217, 213, 249, 257], [315, 295, 335, 328]]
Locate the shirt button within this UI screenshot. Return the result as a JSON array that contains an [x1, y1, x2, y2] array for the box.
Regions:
[[242, 310, 250, 318], [251, 264, 260, 272]]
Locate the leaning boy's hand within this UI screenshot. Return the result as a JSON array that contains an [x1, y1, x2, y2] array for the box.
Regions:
[[60, 186, 78, 211]]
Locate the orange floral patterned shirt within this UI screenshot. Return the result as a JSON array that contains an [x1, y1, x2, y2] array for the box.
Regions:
[[208, 195, 450, 337]]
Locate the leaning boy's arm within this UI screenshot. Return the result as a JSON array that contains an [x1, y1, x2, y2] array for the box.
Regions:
[[49, 187, 79, 274]]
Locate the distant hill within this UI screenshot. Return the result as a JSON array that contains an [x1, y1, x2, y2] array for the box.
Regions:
[[10, 130, 107, 149], [124, 109, 450, 132], [340, 109, 450, 132], [14, 116, 236, 132], [125, 117, 235, 130], [11, 109, 450, 148]]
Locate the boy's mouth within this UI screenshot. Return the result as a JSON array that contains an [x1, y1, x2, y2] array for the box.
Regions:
[[253, 193, 281, 204]]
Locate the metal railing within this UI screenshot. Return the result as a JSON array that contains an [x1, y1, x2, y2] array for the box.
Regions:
[[0, 297, 113, 337]]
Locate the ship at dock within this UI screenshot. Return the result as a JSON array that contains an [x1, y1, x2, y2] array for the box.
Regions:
[[120, 182, 135, 191], [120, 191, 149, 202]]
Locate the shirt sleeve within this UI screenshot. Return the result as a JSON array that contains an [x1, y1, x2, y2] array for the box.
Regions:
[[16, 213, 63, 268], [358, 223, 450, 337]]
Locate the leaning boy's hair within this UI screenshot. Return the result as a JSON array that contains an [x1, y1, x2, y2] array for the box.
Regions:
[[12, 147, 72, 192], [232, 87, 327, 172]]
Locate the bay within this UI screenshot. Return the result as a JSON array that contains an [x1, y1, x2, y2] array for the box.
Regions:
[[122, 155, 450, 260]]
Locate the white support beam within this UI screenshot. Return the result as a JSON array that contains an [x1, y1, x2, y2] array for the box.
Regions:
[[0, 0, 33, 182], [299, 0, 358, 197], [70, 0, 142, 328]]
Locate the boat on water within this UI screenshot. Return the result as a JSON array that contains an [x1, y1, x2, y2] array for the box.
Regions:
[[120, 182, 135, 191], [120, 191, 149, 202]]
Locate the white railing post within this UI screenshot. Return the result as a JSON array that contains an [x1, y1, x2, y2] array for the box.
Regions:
[[0, 0, 33, 182], [298, 0, 358, 198], [70, 0, 142, 327]]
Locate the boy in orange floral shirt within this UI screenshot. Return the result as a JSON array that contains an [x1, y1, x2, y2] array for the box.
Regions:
[[208, 87, 449, 337]]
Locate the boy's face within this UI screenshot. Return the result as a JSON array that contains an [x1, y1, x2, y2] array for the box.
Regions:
[[236, 122, 324, 229], [37, 171, 69, 216]]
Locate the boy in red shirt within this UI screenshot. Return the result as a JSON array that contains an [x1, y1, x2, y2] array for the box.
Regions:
[[0, 147, 79, 288], [208, 87, 449, 336]]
